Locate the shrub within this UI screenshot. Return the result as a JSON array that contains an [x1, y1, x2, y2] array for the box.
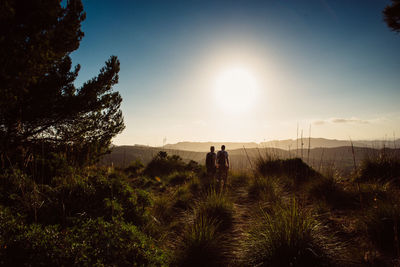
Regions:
[[167, 171, 193, 186], [256, 157, 320, 186], [195, 189, 234, 231], [185, 160, 203, 173], [36, 170, 151, 226], [243, 199, 332, 266], [358, 182, 390, 207], [358, 153, 400, 185], [130, 175, 161, 190], [144, 152, 186, 178], [124, 159, 144, 177], [174, 214, 222, 266], [0, 208, 168, 266]]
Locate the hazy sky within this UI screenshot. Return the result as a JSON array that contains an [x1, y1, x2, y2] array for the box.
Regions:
[[71, 0, 400, 146]]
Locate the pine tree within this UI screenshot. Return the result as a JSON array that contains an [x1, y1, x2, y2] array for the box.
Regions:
[[384, 0, 400, 33], [0, 0, 124, 167]]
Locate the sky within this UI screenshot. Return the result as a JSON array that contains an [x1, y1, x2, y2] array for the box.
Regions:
[[70, 0, 400, 146]]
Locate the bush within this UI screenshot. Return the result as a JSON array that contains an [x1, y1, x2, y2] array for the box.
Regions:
[[357, 182, 390, 208], [31, 170, 152, 226], [144, 152, 186, 178], [358, 153, 400, 185], [243, 199, 332, 266], [167, 171, 193, 186], [124, 159, 144, 177], [0, 208, 168, 266], [256, 157, 320, 186], [174, 214, 222, 266], [195, 189, 234, 232]]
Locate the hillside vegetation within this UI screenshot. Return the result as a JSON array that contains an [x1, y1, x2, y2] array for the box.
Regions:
[[101, 145, 400, 175], [2, 149, 400, 266]]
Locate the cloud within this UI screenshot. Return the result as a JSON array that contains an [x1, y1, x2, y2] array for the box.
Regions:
[[331, 118, 369, 124], [313, 117, 370, 125], [313, 120, 326, 125]]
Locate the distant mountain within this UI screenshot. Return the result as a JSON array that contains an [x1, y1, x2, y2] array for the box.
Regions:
[[163, 138, 400, 152], [163, 142, 259, 152]]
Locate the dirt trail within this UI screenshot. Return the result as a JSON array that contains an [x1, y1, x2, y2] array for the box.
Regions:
[[222, 185, 256, 265]]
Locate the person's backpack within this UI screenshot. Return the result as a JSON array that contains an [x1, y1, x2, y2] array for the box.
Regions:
[[217, 151, 226, 167], [206, 152, 214, 169]]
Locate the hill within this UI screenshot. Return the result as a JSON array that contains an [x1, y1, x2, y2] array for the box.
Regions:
[[100, 144, 400, 174], [163, 138, 400, 152]]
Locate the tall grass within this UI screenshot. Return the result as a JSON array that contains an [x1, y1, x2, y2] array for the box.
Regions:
[[194, 188, 234, 232], [243, 198, 332, 266], [357, 152, 400, 185], [247, 176, 280, 203], [305, 174, 357, 210], [360, 199, 400, 256], [256, 157, 320, 187], [174, 215, 222, 266]]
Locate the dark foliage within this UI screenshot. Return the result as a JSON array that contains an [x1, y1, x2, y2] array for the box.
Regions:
[[362, 200, 400, 256], [0, 0, 124, 168], [306, 176, 357, 210], [257, 158, 320, 186], [0, 208, 168, 266], [384, 0, 400, 33], [124, 159, 145, 177], [358, 154, 400, 185], [244, 199, 333, 267], [195, 189, 234, 232], [0, 169, 152, 227], [144, 151, 187, 177], [174, 215, 222, 267], [248, 176, 279, 202]]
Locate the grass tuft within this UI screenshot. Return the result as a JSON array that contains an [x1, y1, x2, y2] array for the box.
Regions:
[[195, 188, 234, 232], [243, 198, 332, 266], [358, 153, 400, 185], [174, 215, 222, 266], [360, 199, 400, 256], [248, 176, 280, 203]]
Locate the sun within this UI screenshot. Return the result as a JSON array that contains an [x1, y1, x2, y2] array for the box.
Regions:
[[214, 66, 258, 113]]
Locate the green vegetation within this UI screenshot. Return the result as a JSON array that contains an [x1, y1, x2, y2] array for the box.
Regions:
[[256, 157, 321, 188], [2, 143, 400, 266], [194, 189, 234, 232], [2, 146, 400, 265], [358, 153, 400, 185], [174, 215, 222, 266], [242, 199, 332, 266], [1, 1, 400, 265]]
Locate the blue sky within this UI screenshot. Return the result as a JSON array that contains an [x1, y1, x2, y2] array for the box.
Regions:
[[71, 0, 400, 146]]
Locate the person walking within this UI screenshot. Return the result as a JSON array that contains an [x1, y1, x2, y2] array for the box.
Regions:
[[205, 146, 217, 180], [216, 145, 229, 191]]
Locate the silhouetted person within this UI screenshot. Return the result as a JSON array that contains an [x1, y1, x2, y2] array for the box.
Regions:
[[206, 146, 216, 179], [216, 145, 229, 191]]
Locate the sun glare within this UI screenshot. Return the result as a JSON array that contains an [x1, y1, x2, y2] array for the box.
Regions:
[[214, 67, 258, 113]]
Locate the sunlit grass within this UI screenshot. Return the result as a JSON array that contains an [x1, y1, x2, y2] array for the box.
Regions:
[[243, 198, 333, 266]]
